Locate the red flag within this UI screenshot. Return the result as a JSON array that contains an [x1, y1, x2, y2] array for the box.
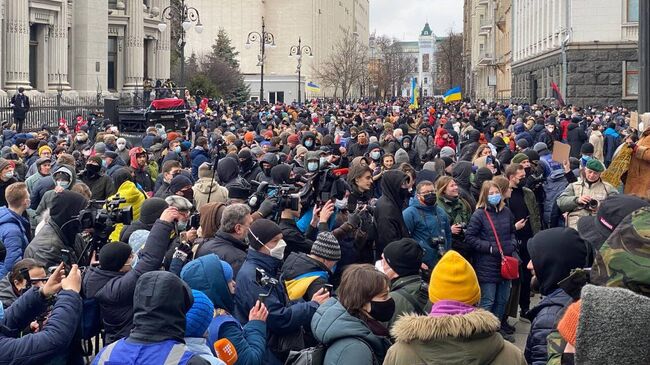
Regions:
[[551, 82, 565, 106]]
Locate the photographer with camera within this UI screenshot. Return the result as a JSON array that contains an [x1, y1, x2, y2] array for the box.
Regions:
[[557, 159, 617, 229], [280, 196, 334, 259], [82, 206, 182, 344], [25, 191, 88, 269], [0, 263, 83, 365], [234, 219, 330, 365]]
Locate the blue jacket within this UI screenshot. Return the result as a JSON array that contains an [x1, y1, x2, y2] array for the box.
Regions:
[[543, 170, 569, 226], [0, 288, 82, 365], [402, 198, 451, 268], [603, 127, 621, 165], [190, 148, 211, 181], [524, 289, 572, 365], [234, 249, 318, 365], [0, 208, 29, 278], [465, 206, 517, 283]]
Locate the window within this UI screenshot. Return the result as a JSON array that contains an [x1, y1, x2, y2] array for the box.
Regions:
[[423, 89, 428, 96], [108, 37, 118, 90], [108, 0, 117, 9], [627, 0, 639, 22], [424, 77, 429, 84], [29, 25, 38, 89], [624, 61, 639, 97], [269, 91, 284, 104]]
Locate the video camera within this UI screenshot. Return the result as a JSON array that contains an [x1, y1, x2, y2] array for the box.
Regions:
[[248, 181, 301, 214]]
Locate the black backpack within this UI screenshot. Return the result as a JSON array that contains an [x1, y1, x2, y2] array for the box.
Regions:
[[285, 338, 378, 365]]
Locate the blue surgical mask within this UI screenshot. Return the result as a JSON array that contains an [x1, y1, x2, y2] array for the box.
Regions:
[[131, 253, 139, 269], [331, 263, 338, 274], [307, 162, 319, 172], [488, 193, 502, 206], [174, 146, 181, 154], [102, 159, 107, 168], [177, 220, 188, 231], [305, 140, 313, 148], [370, 151, 381, 160], [56, 180, 70, 190]]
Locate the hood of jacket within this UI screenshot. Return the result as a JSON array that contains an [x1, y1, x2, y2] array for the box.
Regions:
[[400, 135, 412, 150], [452, 161, 473, 191], [130, 271, 193, 343], [604, 127, 620, 138], [301, 132, 317, 150], [49, 190, 87, 232], [390, 310, 507, 362], [128, 147, 147, 170], [270, 163, 292, 185], [216, 156, 239, 184], [394, 148, 409, 165], [548, 168, 567, 182], [53, 164, 77, 187], [180, 254, 234, 313], [190, 147, 209, 160], [380, 169, 407, 208], [282, 252, 329, 280], [311, 298, 385, 351], [194, 177, 222, 194]]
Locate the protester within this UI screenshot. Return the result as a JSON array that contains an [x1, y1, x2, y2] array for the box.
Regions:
[[193, 162, 229, 209], [374, 170, 410, 259], [0, 183, 31, 278]]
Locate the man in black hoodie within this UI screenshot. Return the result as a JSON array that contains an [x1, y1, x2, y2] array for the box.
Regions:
[[239, 149, 262, 184], [119, 197, 169, 243], [92, 271, 210, 364], [373, 170, 410, 259]]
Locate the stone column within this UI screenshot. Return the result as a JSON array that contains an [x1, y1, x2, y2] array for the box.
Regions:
[[4, 0, 31, 90], [48, 0, 70, 90], [154, 0, 170, 81], [123, 0, 145, 90]]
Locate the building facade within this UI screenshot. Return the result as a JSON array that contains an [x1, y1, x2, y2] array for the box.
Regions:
[[0, 0, 170, 97], [495, 0, 511, 101], [511, 0, 639, 107], [465, 0, 498, 101], [184, 0, 370, 102]]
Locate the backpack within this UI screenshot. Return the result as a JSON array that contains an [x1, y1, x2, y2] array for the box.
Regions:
[[392, 280, 429, 316], [285, 338, 378, 365]]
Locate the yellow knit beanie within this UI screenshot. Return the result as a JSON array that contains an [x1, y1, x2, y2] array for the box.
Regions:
[[429, 250, 481, 305]]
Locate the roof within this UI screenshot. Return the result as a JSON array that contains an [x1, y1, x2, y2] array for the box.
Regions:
[[421, 22, 433, 36]]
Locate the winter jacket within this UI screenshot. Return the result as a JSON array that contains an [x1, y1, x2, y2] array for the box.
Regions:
[[589, 130, 605, 162], [387, 275, 431, 328], [398, 136, 420, 167], [412, 134, 434, 161], [24, 220, 84, 269], [557, 178, 617, 228], [384, 310, 526, 365], [625, 132, 650, 197], [434, 128, 456, 150], [195, 231, 248, 277], [279, 219, 321, 259], [185, 337, 225, 365], [566, 122, 588, 158], [374, 170, 410, 256], [106, 156, 126, 178], [83, 219, 174, 344], [92, 271, 209, 365], [543, 170, 569, 226], [118, 220, 152, 245], [107, 181, 146, 242], [80, 171, 115, 200], [403, 199, 451, 269], [436, 195, 473, 259], [282, 252, 332, 302], [311, 298, 391, 365], [193, 177, 229, 210], [603, 127, 621, 166], [190, 147, 211, 181], [347, 142, 369, 158], [0, 208, 29, 278], [524, 288, 572, 365], [465, 206, 517, 284], [241, 162, 263, 185], [0, 287, 82, 365], [233, 249, 318, 365], [0, 274, 17, 308], [129, 148, 155, 193]]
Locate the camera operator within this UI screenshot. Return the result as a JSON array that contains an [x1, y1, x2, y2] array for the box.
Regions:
[[0, 263, 83, 365], [280, 196, 334, 259], [24, 191, 88, 268], [83, 206, 181, 344], [234, 219, 330, 364], [80, 156, 115, 201], [557, 159, 617, 229], [0, 258, 46, 309]]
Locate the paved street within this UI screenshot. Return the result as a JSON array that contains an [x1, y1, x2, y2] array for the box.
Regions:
[[512, 294, 539, 351]]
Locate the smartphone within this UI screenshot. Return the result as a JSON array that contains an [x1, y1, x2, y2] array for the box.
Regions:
[[323, 284, 334, 294], [258, 293, 269, 304], [189, 213, 201, 229]]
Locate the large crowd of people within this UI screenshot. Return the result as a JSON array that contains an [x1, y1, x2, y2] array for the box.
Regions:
[[0, 94, 648, 365]]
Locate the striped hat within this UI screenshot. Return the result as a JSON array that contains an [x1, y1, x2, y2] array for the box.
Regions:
[[310, 232, 341, 261]]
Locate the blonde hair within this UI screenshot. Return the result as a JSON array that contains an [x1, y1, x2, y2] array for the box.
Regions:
[[472, 145, 492, 162], [476, 180, 505, 210]]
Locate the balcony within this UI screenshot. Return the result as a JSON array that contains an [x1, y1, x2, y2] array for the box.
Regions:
[[478, 0, 489, 6], [478, 52, 495, 66], [622, 24, 638, 42], [479, 19, 493, 35]]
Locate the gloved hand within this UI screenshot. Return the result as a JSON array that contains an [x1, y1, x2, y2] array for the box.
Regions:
[[257, 198, 278, 218], [347, 213, 361, 228]]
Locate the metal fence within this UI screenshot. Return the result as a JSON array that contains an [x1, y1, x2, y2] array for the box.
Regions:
[[0, 94, 104, 132]]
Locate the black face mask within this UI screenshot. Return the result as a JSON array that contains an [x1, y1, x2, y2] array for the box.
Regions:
[[516, 179, 526, 188], [400, 187, 411, 200], [561, 353, 575, 365], [369, 297, 395, 322], [422, 192, 437, 206], [85, 164, 101, 177], [181, 189, 194, 203]]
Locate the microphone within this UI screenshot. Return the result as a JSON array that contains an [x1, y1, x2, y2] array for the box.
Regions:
[[213, 338, 238, 365]]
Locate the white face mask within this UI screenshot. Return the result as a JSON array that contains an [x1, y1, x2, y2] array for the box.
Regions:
[[117, 144, 126, 151], [334, 198, 348, 210], [266, 239, 287, 260]]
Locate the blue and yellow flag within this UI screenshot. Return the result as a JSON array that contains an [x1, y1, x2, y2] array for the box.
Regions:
[[305, 81, 321, 93], [410, 78, 419, 109], [443, 86, 462, 103], [285, 271, 329, 300]]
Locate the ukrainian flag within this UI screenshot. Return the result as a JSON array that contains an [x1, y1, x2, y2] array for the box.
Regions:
[[443, 86, 462, 103], [305, 81, 321, 93], [284, 271, 329, 300]]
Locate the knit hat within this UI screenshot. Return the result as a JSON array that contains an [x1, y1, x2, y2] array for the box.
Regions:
[[185, 290, 215, 338], [128, 229, 150, 254], [441, 157, 454, 168], [88, 156, 103, 166], [428, 250, 481, 305], [440, 146, 455, 159], [0, 158, 15, 172], [139, 197, 169, 225], [38, 145, 52, 156], [104, 150, 118, 159], [221, 261, 234, 282], [533, 142, 548, 154], [181, 141, 192, 152], [14, 138, 26, 147], [511, 153, 529, 164], [244, 132, 255, 143], [165, 195, 193, 211], [198, 162, 213, 179], [98, 242, 132, 272], [227, 185, 250, 200], [558, 300, 581, 346], [585, 158, 604, 172], [169, 174, 193, 194], [287, 134, 300, 145], [524, 149, 540, 162], [516, 139, 529, 150], [248, 219, 282, 249], [580, 143, 594, 155], [94, 142, 107, 155], [310, 232, 341, 261], [25, 138, 39, 151], [383, 238, 423, 277]]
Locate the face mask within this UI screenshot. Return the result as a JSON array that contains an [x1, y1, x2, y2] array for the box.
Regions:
[[403, 142, 410, 149], [174, 146, 181, 154], [82, 150, 91, 157], [130, 253, 139, 269], [422, 192, 437, 206], [56, 180, 70, 190], [3, 172, 13, 180], [370, 151, 381, 160], [85, 164, 101, 176], [266, 239, 286, 260], [330, 263, 338, 274], [369, 297, 395, 322], [319, 157, 328, 167], [334, 198, 348, 210], [487, 193, 502, 206], [547, 126, 555, 133], [304, 140, 313, 148], [307, 162, 319, 172], [117, 144, 126, 151], [102, 159, 107, 168], [230, 126, 236, 131], [177, 220, 188, 231]]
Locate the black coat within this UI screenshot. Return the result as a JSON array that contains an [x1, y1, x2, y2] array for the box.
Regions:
[[373, 170, 410, 255], [10, 93, 29, 119], [282, 252, 331, 301], [82, 219, 174, 344], [279, 219, 321, 259], [118, 220, 153, 244], [347, 142, 369, 158], [566, 123, 587, 158], [195, 231, 248, 277], [80, 172, 115, 200]]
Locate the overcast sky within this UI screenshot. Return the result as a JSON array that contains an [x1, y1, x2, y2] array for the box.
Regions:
[[369, 0, 463, 40]]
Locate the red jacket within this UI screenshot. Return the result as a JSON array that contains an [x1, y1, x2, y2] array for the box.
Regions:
[[435, 128, 456, 150]]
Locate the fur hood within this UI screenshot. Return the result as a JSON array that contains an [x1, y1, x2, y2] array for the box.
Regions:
[[390, 309, 500, 343]]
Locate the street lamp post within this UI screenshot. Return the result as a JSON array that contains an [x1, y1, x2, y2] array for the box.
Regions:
[[158, 0, 203, 98], [289, 37, 313, 104], [246, 17, 275, 103]]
